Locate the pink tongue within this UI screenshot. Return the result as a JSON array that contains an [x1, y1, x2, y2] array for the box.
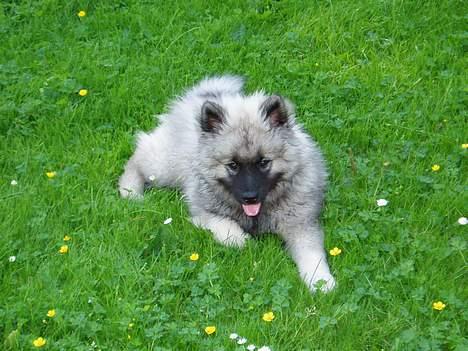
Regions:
[[242, 203, 261, 217]]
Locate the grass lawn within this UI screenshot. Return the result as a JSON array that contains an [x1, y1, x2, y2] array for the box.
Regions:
[[1, 0, 466, 350]]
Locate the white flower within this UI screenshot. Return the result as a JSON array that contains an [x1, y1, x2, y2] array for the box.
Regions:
[[237, 337, 247, 345], [10, 180, 18, 186], [458, 217, 468, 225], [163, 218, 172, 225], [148, 175, 156, 182], [229, 333, 239, 340], [8, 256, 16, 262], [376, 199, 388, 207], [247, 345, 256, 351], [258, 347, 271, 351]]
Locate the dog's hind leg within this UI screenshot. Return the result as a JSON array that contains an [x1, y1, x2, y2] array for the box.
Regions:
[[119, 127, 182, 199]]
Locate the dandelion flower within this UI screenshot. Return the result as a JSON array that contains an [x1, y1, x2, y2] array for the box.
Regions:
[[63, 235, 72, 241], [190, 253, 199, 261], [247, 345, 256, 351], [8, 256, 16, 262], [163, 218, 172, 225], [432, 301, 446, 311], [462, 144, 468, 149], [59, 245, 69, 254], [258, 347, 271, 351], [458, 217, 468, 225], [229, 333, 239, 340], [10, 180, 18, 186], [78, 10, 86, 17], [431, 164, 441, 172], [78, 89, 88, 97], [376, 199, 388, 207], [47, 309, 56, 318], [262, 311, 275, 322], [33, 337, 46, 347], [46, 171, 57, 179], [204, 326, 216, 335], [329, 247, 342, 256]]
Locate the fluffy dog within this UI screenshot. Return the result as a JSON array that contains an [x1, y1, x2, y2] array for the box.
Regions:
[[119, 76, 335, 292]]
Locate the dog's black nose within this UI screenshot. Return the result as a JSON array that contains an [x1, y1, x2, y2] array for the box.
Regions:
[[242, 191, 259, 204]]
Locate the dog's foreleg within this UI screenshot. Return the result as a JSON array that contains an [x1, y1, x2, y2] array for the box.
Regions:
[[192, 213, 250, 247], [119, 157, 145, 199], [280, 224, 336, 293]]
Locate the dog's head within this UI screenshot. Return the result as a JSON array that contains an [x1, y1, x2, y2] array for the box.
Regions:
[[198, 94, 297, 217]]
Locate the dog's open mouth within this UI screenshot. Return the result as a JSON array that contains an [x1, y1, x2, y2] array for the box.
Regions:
[[242, 203, 261, 217]]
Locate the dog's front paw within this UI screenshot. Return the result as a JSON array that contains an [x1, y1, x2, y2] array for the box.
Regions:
[[221, 231, 250, 248], [192, 215, 249, 248], [304, 272, 336, 293], [119, 187, 144, 200]]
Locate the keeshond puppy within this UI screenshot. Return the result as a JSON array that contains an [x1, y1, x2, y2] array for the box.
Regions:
[[119, 76, 335, 292]]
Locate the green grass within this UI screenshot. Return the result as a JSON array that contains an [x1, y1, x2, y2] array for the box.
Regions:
[[1, 0, 466, 350]]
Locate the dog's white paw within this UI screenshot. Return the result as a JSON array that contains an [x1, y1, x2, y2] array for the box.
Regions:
[[220, 231, 250, 248], [119, 187, 144, 200], [304, 272, 336, 293], [210, 220, 250, 247], [192, 215, 249, 248]]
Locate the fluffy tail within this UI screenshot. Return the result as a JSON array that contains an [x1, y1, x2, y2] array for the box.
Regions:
[[186, 75, 245, 98]]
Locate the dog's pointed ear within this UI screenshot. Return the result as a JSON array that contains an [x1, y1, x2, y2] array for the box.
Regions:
[[200, 101, 226, 133], [261, 95, 290, 128]]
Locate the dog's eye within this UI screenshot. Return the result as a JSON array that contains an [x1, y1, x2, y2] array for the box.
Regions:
[[226, 161, 239, 172], [258, 158, 271, 169]]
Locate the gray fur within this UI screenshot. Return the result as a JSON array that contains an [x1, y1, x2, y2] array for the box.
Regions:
[[119, 76, 336, 292]]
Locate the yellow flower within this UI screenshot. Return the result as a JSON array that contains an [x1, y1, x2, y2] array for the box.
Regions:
[[78, 89, 88, 96], [47, 309, 56, 318], [59, 245, 69, 254], [33, 337, 46, 347], [431, 164, 441, 172], [190, 253, 199, 261], [78, 10, 86, 17], [462, 144, 468, 149], [262, 311, 275, 322], [63, 235, 72, 241], [128, 322, 134, 328], [204, 326, 216, 335], [46, 171, 57, 179], [329, 247, 342, 256], [432, 301, 446, 311]]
